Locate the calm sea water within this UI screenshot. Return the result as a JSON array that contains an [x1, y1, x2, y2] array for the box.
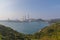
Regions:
[[0, 21, 48, 34]]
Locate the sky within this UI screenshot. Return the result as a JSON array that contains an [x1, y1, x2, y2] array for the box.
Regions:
[[0, 0, 60, 20]]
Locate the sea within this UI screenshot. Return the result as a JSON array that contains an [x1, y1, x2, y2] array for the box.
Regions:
[[0, 21, 48, 34]]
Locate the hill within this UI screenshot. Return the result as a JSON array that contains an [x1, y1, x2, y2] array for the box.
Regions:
[[48, 18, 60, 23], [32, 22, 60, 40], [0, 25, 25, 40]]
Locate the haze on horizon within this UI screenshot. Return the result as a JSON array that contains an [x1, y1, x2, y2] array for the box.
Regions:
[[0, 0, 60, 20]]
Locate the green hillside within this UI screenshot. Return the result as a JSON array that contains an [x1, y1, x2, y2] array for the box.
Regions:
[[32, 22, 60, 40], [0, 25, 25, 40]]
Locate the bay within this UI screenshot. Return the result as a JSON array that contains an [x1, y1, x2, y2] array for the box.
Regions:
[[0, 21, 48, 34]]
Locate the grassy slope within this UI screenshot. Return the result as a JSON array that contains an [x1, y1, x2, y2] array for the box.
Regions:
[[33, 22, 60, 40], [0, 25, 24, 40]]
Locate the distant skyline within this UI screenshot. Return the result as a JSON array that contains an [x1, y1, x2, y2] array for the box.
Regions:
[[0, 0, 60, 20]]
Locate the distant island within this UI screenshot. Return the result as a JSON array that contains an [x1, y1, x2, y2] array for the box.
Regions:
[[48, 18, 60, 23], [0, 18, 46, 23]]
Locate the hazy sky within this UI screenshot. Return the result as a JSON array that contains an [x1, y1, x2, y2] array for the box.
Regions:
[[0, 0, 60, 20]]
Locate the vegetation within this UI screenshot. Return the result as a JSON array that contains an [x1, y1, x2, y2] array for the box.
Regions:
[[0, 25, 25, 40], [0, 22, 60, 40], [27, 22, 60, 40]]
